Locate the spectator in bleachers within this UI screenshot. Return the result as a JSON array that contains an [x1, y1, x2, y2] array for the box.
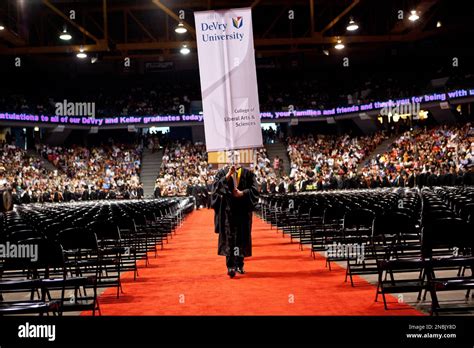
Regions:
[[0, 142, 143, 203], [286, 132, 386, 191], [363, 123, 473, 188]]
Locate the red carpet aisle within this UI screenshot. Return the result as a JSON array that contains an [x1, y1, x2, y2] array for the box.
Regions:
[[85, 209, 423, 315]]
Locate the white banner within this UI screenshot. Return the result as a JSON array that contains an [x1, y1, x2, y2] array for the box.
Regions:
[[194, 8, 263, 152]]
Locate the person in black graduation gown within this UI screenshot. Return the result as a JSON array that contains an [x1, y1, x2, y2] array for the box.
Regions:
[[185, 181, 193, 196], [11, 188, 21, 205], [186, 181, 200, 207], [73, 188, 82, 201], [42, 190, 52, 203], [277, 179, 286, 194], [381, 175, 390, 188], [31, 190, 38, 203], [288, 178, 297, 193], [211, 163, 259, 278], [373, 175, 383, 188], [98, 189, 107, 200], [122, 186, 131, 199], [53, 187, 63, 202], [206, 179, 213, 208], [107, 189, 117, 200], [426, 170, 437, 187], [81, 185, 90, 201], [63, 186, 73, 202], [90, 186, 98, 200], [407, 170, 416, 188], [418, 171, 427, 187], [154, 184, 162, 198], [316, 177, 323, 191], [199, 184, 209, 208], [260, 179, 268, 194], [445, 167, 456, 186], [269, 178, 277, 194], [137, 184, 144, 199], [21, 190, 31, 204], [463, 164, 474, 185]]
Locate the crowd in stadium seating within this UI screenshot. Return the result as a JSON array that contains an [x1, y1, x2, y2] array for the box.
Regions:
[[1, 122, 473, 205], [3, 69, 472, 117], [257, 72, 428, 111], [154, 140, 277, 201], [95, 82, 198, 116], [0, 144, 49, 202], [154, 140, 211, 197], [360, 123, 474, 188], [41, 143, 142, 189], [264, 132, 387, 192], [0, 142, 144, 204], [259, 123, 474, 193]]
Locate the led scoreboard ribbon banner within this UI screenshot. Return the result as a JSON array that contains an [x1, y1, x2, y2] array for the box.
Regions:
[[0, 88, 473, 129]]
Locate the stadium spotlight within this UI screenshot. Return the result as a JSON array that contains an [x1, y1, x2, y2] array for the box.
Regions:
[[408, 10, 419, 22], [59, 27, 72, 41], [346, 18, 359, 31], [175, 22, 187, 34], [334, 39, 345, 50], [180, 44, 190, 55], [76, 46, 88, 59]]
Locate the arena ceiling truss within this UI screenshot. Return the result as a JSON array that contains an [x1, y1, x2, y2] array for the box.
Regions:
[[0, 0, 469, 58]]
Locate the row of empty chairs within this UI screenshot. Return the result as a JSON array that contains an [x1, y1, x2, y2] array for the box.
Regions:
[[259, 186, 474, 315], [0, 197, 194, 316]]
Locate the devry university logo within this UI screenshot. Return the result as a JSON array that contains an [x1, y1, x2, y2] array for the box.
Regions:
[[232, 16, 243, 29]]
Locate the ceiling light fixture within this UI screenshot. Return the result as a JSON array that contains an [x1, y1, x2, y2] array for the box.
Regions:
[[76, 47, 87, 59], [180, 44, 190, 55], [59, 27, 72, 41], [175, 22, 187, 34], [334, 39, 345, 50], [408, 10, 419, 22], [346, 18, 359, 31]]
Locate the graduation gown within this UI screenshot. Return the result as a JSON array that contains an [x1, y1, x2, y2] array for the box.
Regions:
[[63, 189, 72, 202], [82, 190, 90, 201], [90, 190, 98, 200], [278, 182, 286, 194], [21, 192, 31, 204], [269, 182, 277, 194], [407, 174, 415, 188], [154, 186, 162, 198], [211, 167, 259, 257], [288, 183, 297, 193]]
